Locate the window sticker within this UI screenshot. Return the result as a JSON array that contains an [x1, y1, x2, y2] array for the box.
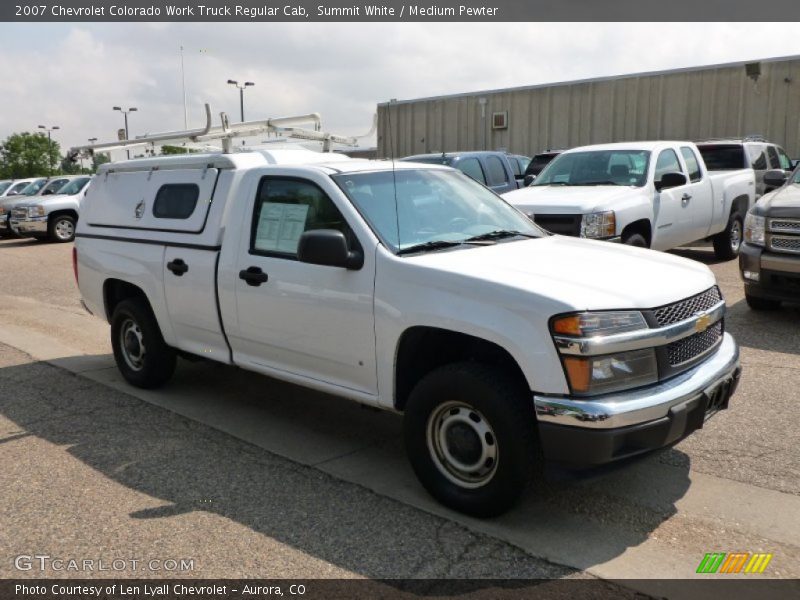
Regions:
[[255, 203, 310, 253]]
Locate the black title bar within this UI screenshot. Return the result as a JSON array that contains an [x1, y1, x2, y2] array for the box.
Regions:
[[5, 0, 800, 22]]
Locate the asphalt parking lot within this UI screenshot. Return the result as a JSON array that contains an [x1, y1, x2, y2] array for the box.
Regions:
[[0, 237, 798, 593]]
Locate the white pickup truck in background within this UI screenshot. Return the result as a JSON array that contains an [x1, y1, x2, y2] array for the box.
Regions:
[[503, 142, 756, 260], [70, 116, 742, 517]]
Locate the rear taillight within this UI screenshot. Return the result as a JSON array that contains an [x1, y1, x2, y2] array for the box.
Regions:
[[72, 246, 79, 285]]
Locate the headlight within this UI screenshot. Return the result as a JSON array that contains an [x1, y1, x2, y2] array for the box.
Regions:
[[27, 206, 45, 217], [744, 213, 765, 246], [551, 311, 657, 395], [561, 349, 658, 395], [0, 207, 5, 216], [580, 211, 616, 238]]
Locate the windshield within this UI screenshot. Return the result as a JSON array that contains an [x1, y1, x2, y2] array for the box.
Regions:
[[57, 177, 91, 196], [7, 181, 32, 195], [533, 150, 650, 187], [333, 168, 543, 253], [38, 178, 70, 195], [0, 182, 12, 195], [19, 179, 47, 196], [697, 145, 746, 170]]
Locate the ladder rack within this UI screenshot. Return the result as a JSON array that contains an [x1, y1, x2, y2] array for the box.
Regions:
[[68, 104, 376, 160]]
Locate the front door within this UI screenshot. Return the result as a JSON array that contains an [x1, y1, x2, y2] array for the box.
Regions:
[[651, 148, 689, 250], [229, 174, 378, 396]]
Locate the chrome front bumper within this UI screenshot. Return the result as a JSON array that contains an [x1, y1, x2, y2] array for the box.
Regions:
[[12, 216, 47, 234], [534, 332, 740, 430]]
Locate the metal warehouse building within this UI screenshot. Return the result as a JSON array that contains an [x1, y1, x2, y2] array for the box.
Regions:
[[377, 55, 800, 158]]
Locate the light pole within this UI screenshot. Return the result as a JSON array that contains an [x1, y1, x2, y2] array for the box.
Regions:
[[113, 106, 137, 159], [85, 138, 98, 171], [38, 125, 60, 175], [227, 79, 254, 122]]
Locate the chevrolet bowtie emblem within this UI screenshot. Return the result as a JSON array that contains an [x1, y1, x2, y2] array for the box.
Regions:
[[695, 314, 711, 333]]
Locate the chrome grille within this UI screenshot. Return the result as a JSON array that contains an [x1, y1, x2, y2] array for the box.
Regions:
[[769, 235, 800, 254], [11, 207, 27, 220], [667, 322, 723, 366], [769, 218, 800, 234], [652, 287, 723, 327]]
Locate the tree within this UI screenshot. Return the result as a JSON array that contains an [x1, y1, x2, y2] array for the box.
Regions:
[[0, 132, 60, 178], [161, 145, 197, 155], [91, 152, 111, 172]]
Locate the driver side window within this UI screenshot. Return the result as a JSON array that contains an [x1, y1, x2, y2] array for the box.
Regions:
[[654, 149, 684, 183]]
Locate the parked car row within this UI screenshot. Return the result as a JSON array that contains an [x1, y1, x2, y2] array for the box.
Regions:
[[0, 174, 90, 242]]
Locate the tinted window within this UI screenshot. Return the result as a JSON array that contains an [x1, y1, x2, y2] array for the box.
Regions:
[[655, 149, 684, 182], [777, 147, 792, 170], [484, 156, 508, 186], [455, 158, 486, 184], [0, 182, 11, 195], [153, 184, 199, 219], [251, 178, 352, 257], [680, 147, 702, 182], [58, 177, 91, 196], [697, 145, 746, 170], [525, 153, 558, 177], [7, 182, 31, 195], [766, 146, 781, 169], [40, 179, 69, 195]]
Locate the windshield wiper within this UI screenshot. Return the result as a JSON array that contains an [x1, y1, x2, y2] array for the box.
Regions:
[[465, 229, 537, 242], [534, 181, 570, 186], [573, 181, 624, 186], [397, 240, 468, 255]]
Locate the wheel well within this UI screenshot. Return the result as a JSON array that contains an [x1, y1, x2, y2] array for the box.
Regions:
[[394, 327, 527, 412], [730, 195, 749, 217], [621, 219, 652, 247], [48, 209, 79, 222], [103, 279, 149, 323]]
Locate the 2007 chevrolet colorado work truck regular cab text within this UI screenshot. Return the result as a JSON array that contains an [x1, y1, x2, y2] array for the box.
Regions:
[[74, 146, 741, 516]]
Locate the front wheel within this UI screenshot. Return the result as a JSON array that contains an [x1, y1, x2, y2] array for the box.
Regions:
[[48, 214, 76, 243], [622, 232, 648, 247], [403, 362, 543, 517], [110, 298, 176, 388], [712, 212, 743, 260], [745, 293, 781, 311]]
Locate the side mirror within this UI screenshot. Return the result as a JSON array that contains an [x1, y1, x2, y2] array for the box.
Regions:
[[763, 169, 788, 188], [297, 229, 363, 270], [655, 171, 687, 191], [523, 174, 536, 186]]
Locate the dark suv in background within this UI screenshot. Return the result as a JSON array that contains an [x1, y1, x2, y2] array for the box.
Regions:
[[400, 151, 521, 194], [522, 150, 564, 186], [697, 137, 793, 198]]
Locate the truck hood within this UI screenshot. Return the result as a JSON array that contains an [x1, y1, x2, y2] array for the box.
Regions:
[[407, 235, 716, 311], [503, 185, 642, 214], [757, 183, 800, 216]]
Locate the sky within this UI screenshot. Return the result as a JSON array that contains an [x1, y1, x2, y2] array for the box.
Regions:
[[0, 22, 799, 156]]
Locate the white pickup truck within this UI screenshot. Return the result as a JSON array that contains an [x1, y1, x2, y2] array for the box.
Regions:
[[503, 142, 755, 260], [73, 144, 742, 517]]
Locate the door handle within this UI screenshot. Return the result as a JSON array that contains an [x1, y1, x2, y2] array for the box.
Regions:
[[167, 259, 189, 276], [681, 193, 692, 204], [239, 266, 269, 286]]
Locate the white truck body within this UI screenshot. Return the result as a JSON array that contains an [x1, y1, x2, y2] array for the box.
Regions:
[[74, 146, 741, 516], [503, 142, 755, 257]]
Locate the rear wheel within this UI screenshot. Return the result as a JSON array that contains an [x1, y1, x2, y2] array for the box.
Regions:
[[403, 362, 543, 517], [745, 293, 781, 311], [48, 214, 76, 243], [712, 212, 743, 260], [110, 298, 176, 388]]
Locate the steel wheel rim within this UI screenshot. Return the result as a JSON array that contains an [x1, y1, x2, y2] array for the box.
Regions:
[[119, 318, 146, 372], [426, 401, 498, 489], [730, 220, 742, 252], [55, 219, 74, 240]]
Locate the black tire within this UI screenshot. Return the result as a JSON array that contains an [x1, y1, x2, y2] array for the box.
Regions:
[[745, 293, 781, 311], [712, 212, 743, 260], [110, 298, 176, 388], [48, 214, 76, 243], [403, 362, 543, 517], [622, 232, 648, 248]]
